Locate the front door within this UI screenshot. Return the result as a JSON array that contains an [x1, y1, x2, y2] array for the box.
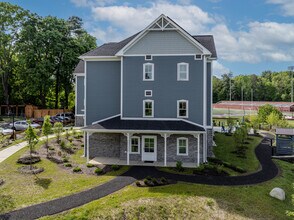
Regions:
[[142, 136, 157, 162]]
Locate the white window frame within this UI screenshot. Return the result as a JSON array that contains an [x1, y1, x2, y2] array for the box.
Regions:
[[130, 136, 140, 154], [144, 90, 152, 97], [177, 137, 188, 156], [177, 63, 189, 81], [143, 99, 154, 117], [195, 54, 202, 60], [145, 55, 153, 61], [143, 63, 154, 81], [177, 100, 189, 118]]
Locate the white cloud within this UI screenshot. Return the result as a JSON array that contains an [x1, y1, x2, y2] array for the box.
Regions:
[[71, 0, 116, 7], [74, 0, 294, 64], [213, 61, 230, 77], [267, 0, 294, 16]]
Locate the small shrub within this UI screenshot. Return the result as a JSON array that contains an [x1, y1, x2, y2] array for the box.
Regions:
[[146, 176, 152, 180], [176, 161, 184, 172], [81, 144, 84, 148], [62, 158, 69, 163], [68, 137, 73, 143], [136, 181, 141, 187], [64, 163, 72, 167], [144, 179, 149, 185], [111, 164, 120, 171], [60, 140, 66, 148], [73, 167, 81, 172], [57, 151, 62, 157], [94, 167, 103, 175], [86, 163, 94, 168], [151, 178, 158, 185], [160, 177, 167, 183], [48, 146, 55, 151]]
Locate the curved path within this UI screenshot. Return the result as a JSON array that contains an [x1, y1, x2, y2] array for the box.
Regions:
[[0, 137, 279, 220]]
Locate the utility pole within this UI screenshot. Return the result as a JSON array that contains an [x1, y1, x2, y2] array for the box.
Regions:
[[289, 66, 294, 103]]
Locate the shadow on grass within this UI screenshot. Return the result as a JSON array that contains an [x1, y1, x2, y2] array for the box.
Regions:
[[35, 178, 52, 189], [0, 194, 15, 214]]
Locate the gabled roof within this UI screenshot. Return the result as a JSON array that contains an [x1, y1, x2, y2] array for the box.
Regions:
[[73, 60, 84, 73], [83, 116, 205, 132], [79, 14, 217, 59]]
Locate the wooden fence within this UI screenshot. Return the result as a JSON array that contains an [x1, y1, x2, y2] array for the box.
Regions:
[[25, 105, 70, 118]]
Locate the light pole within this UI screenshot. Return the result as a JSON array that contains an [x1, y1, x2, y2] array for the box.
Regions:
[[289, 66, 294, 103]]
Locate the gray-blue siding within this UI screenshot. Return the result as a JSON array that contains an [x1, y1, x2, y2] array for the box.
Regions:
[[76, 76, 85, 115], [122, 56, 204, 125], [86, 61, 121, 125], [276, 135, 294, 155]]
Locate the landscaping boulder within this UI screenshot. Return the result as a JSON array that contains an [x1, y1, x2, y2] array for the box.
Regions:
[[17, 155, 41, 165], [270, 187, 285, 201]]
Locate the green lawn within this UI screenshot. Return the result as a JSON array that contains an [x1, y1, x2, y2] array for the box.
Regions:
[[0, 140, 128, 214], [214, 133, 262, 173], [41, 160, 294, 220]]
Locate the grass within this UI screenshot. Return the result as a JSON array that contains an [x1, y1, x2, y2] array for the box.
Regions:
[[0, 139, 128, 214], [41, 160, 294, 220], [214, 133, 262, 174], [71, 148, 86, 165]]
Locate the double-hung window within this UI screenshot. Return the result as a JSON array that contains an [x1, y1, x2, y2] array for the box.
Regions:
[[177, 100, 188, 118], [143, 100, 154, 117], [177, 63, 189, 81], [130, 137, 140, 154], [143, 63, 154, 81], [177, 137, 188, 155]]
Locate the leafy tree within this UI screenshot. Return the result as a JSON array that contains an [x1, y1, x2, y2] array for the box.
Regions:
[[227, 117, 234, 133], [266, 112, 281, 129], [257, 104, 283, 124], [0, 2, 29, 109], [42, 115, 52, 155], [25, 123, 38, 170], [53, 122, 63, 143]]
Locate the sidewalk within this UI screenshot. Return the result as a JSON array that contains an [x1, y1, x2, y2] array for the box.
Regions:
[[0, 134, 59, 163]]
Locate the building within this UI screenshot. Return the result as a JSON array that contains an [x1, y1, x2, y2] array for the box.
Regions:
[[73, 14, 217, 167], [275, 128, 294, 155], [213, 101, 294, 112]]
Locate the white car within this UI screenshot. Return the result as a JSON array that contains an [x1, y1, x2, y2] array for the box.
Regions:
[[0, 127, 14, 135], [9, 121, 41, 131]]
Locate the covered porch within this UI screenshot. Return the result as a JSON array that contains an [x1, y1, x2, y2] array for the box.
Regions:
[[83, 116, 207, 167]]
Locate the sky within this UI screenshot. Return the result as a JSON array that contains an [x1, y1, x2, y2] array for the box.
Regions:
[[5, 0, 294, 77]]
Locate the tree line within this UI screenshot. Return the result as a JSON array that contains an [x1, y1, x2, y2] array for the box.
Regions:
[[0, 2, 96, 111], [213, 71, 294, 103]]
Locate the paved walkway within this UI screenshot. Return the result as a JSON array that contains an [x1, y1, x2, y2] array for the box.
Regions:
[[0, 137, 279, 220]]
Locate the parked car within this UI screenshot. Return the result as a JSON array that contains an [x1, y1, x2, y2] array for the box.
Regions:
[[0, 127, 14, 135], [56, 112, 75, 120], [9, 120, 41, 131]]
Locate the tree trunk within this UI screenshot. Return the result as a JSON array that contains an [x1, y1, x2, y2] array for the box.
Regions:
[[1, 72, 10, 113], [55, 70, 60, 109]]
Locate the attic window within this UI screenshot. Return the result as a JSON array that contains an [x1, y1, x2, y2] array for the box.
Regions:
[[145, 90, 152, 97], [195, 54, 202, 60], [145, 55, 152, 60]]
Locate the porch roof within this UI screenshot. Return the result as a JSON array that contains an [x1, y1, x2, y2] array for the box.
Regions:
[[82, 116, 205, 133]]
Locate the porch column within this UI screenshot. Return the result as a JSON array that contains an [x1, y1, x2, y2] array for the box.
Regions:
[[194, 134, 200, 166], [124, 133, 132, 165], [86, 132, 90, 163], [203, 133, 207, 162], [160, 133, 170, 167], [83, 131, 87, 157]]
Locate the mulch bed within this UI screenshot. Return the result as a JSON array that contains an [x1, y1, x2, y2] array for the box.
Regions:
[[18, 166, 44, 174]]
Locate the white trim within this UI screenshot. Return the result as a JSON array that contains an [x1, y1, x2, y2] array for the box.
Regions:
[[142, 135, 157, 162], [82, 128, 205, 134], [177, 100, 189, 118], [76, 114, 85, 117], [177, 62, 189, 81], [210, 61, 213, 127], [121, 57, 123, 117], [130, 136, 140, 154], [124, 54, 198, 57], [126, 133, 130, 165], [86, 132, 90, 162], [177, 137, 188, 156], [84, 61, 87, 126], [92, 114, 121, 125], [75, 75, 77, 116], [197, 134, 200, 166], [79, 56, 120, 61], [145, 55, 152, 60], [115, 14, 211, 56], [195, 54, 202, 60], [203, 56, 207, 127], [143, 63, 154, 81], [74, 73, 84, 76], [144, 90, 152, 97], [143, 99, 154, 117]]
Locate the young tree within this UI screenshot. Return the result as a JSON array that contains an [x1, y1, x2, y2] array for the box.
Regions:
[[266, 112, 281, 129], [25, 123, 38, 170], [53, 122, 63, 143], [42, 115, 52, 155], [257, 104, 283, 124]]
